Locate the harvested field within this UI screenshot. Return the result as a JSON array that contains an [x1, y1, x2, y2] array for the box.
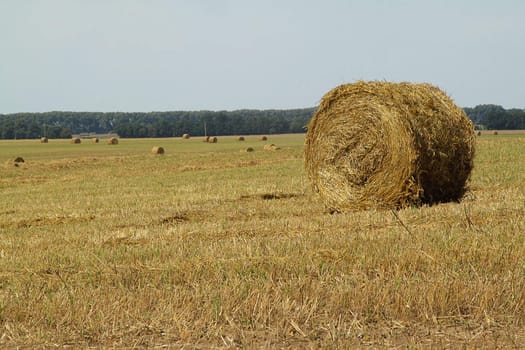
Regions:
[[0, 133, 524, 348]]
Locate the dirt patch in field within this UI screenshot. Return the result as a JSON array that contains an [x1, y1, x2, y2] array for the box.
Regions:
[[0, 214, 96, 229], [240, 193, 302, 200]]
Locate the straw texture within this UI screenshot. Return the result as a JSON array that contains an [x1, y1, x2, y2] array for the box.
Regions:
[[304, 81, 475, 211]]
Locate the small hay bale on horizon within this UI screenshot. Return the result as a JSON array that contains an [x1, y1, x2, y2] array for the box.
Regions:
[[476, 130, 482, 136], [241, 147, 254, 152], [237, 136, 245, 141], [259, 136, 268, 141], [304, 81, 475, 212], [203, 136, 210, 142], [182, 134, 190, 139], [92, 137, 99, 143], [108, 137, 119, 145], [208, 136, 218, 143], [71, 137, 81, 144], [151, 146, 165, 155], [40, 137, 48, 143], [492, 130, 498, 135]]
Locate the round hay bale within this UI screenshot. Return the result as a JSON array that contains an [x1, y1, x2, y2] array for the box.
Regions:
[[182, 133, 190, 139], [14, 157, 25, 163], [208, 136, 218, 143], [151, 146, 165, 155], [476, 130, 482, 136], [304, 81, 475, 211], [71, 137, 81, 144], [40, 137, 48, 143], [92, 137, 99, 143], [241, 147, 254, 152], [237, 136, 245, 141], [203, 136, 210, 142], [259, 136, 268, 141], [492, 130, 498, 135], [108, 137, 119, 145]]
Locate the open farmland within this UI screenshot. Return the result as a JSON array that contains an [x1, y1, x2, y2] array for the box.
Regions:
[[0, 133, 524, 348]]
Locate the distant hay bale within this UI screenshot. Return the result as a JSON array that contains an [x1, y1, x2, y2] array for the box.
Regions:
[[182, 134, 190, 139], [241, 147, 254, 152], [203, 136, 210, 142], [108, 137, 119, 145], [71, 137, 81, 144], [259, 136, 268, 141], [492, 130, 498, 135], [151, 146, 165, 155], [208, 136, 218, 143], [237, 136, 245, 141], [476, 130, 482, 136], [40, 137, 48, 143], [92, 137, 99, 143], [304, 81, 476, 212]]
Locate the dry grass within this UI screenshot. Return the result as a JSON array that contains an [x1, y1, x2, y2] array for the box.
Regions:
[[305, 81, 475, 212], [0, 133, 524, 348]]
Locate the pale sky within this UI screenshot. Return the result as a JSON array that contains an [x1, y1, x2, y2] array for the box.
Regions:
[[1, 0, 524, 113]]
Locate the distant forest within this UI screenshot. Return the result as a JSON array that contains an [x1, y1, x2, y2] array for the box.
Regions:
[[0, 104, 523, 139]]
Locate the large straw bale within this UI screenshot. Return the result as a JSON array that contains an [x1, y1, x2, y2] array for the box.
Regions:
[[304, 81, 475, 211]]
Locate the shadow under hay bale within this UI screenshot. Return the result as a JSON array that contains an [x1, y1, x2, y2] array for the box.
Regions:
[[304, 81, 475, 212], [108, 137, 119, 145], [71, 137, 81, 144], [151, 146, 165, 155], [40, 137, 48, 143], [208, 136, 218, 143]]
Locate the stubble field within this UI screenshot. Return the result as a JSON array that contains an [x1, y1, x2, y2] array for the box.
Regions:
[[1, 133, 524, 349]]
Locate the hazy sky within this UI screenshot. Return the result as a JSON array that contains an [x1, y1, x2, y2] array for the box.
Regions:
[[1, 0, 524, 113]]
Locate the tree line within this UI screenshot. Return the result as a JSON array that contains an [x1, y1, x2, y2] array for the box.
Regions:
[[0, 105, 523, 139]]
